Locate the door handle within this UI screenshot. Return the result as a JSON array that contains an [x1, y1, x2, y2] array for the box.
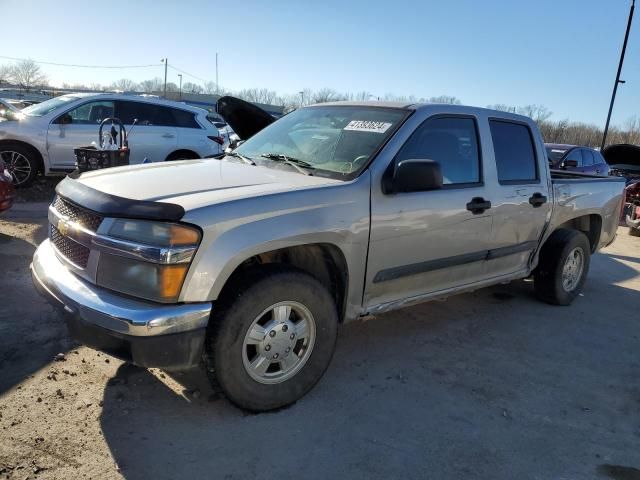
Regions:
[[466, 197, 492, 214], [161, 133, 175, 139], [529, 192, 547, 207]]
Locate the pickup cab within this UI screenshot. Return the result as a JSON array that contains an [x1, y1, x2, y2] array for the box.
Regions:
[[31, 102, 626, 411]]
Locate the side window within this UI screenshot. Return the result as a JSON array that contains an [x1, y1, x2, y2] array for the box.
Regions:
[[55, 101, 114, 125], [171, 108, 200, 129], [593, 151, 607, 166], [489, 120, 538, 183], [115, 101, 174, 126], [582, 149, 594, 166], [564, 149, 583, 167], [395, 116, 481, 185]]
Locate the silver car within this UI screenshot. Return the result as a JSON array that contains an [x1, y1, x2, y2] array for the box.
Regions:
[[0, 93, 225, 186]]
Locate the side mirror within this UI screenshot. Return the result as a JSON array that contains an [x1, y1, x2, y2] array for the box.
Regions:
[[384, 159, 443, 194], [563, 159, 578, 168], [58, 113, 72, 125]]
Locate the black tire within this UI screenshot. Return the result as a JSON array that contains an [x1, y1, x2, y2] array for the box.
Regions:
[[165, 150, 200, 161], [205, 266, 338, 411], [534, 229, 591, 306], [0, 142, 39, 187], [629, 227, 640, 237]]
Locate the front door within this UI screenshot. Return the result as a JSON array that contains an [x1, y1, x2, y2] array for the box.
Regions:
[[46, 100, 115, 170], [365, 115, 494, 309]]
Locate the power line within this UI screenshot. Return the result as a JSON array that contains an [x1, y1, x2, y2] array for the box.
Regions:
[[167, 64, 208, 83], [0, 55, 161, 69]]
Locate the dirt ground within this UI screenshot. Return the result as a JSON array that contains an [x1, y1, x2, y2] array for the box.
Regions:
[[1, 206, 639, 480]]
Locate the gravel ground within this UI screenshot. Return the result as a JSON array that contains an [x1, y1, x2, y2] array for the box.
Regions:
[[1, 209, 639, 480]]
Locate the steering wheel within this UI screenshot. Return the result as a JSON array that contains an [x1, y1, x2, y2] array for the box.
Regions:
[[352, 155, 369, 167]]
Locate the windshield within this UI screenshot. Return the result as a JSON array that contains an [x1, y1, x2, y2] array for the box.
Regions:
[[22, 95, 81, 117], [234, 105, 409, 179], [545, 147, 568, 163]]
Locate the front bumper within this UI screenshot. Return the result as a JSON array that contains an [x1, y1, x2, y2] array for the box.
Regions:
[[31, 240, 212, 370]]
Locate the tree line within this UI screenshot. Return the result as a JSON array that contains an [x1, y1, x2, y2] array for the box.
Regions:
[[1, 59, 638, 147]]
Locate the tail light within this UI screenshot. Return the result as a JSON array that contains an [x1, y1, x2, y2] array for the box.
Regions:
[[208, 135, 224, 145]]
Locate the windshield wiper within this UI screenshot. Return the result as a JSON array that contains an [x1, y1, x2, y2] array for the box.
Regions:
[[260, 153, 314, 176], [225, 151, 256, 165]]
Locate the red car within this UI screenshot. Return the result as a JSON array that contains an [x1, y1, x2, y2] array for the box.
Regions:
[[0, 158, 16, 213]]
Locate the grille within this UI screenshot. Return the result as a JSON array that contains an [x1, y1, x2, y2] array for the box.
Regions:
[[53, 196, 103, 232], [50, 225, 90, 268]]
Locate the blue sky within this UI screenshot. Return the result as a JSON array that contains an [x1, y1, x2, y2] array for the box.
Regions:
[[2, 0, 638, 126]]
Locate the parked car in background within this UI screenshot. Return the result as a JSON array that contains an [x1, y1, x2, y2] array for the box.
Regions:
[[0, 157, 16, 213], [32, 102, 625, 411], [0, 93, 225, 187], [602, 143, 640, 236], [545, 143, 610, 176]]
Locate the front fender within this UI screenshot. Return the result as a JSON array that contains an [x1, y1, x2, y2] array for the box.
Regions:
[[179, 174, 371, 320]]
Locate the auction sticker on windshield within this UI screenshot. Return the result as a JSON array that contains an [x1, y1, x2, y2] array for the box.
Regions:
[[344, 120, 392, 133]]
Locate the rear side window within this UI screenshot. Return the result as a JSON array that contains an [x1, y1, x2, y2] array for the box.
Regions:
[[489, 120, 538, 183], [396, 116, 481, 185], [593, 150, 607, 165], [582, 149, 594, 166], [171, 108, 200, 129], [116, 101, 174, 126]]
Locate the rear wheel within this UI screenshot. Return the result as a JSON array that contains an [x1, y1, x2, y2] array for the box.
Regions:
[[0, 143, 39, 187], [629, 227, 640, 237], [534, 229, 591, 306], [205, 267, 338, 411]]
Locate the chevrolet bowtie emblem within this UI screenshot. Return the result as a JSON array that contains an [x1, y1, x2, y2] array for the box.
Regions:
[[58, 219, 70, 236]]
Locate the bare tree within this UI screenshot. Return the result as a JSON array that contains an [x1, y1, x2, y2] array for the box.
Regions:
[[182, 82, 203, 94], [10, 59, 48, 90], [487, 104, 517, 113], [109, 78, 139, 91], [237, 88, 279, 105], [311, 88, 347, 103], [517, 104, 552, 123], [428, 95, 462, 105], [165, 82, 179, 92], [203, 81, 220, 94], [139, 77, 163, 93], [0, 64, 12, 86]]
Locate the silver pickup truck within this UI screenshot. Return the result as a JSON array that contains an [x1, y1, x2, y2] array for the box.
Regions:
[[31, 102, 625, 411]]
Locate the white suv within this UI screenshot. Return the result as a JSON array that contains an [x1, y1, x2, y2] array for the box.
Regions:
[[0, 93, 225, 186]]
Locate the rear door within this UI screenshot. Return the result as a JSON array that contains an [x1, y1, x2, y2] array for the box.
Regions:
[[46, 100, 115, 170], [484, 119, 551, 277], [172, 108, 220, 157], [365, 114, 495, 308], [114, 101, 177, 164]]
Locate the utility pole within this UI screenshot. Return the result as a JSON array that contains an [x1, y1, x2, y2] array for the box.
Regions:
[[601, 0, 635, 150], [161, 58, 168, 98], [216, 53, 219, 94], [178, 74, 182, 100]]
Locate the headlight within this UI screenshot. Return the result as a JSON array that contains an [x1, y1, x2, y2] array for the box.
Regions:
[[95, 219, 201, 303]]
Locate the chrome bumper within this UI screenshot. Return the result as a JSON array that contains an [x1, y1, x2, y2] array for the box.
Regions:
[[31, 239, 212, 337]]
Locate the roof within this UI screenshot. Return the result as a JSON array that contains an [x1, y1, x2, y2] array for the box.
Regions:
[[308, 100, 415, 109], [545, 143, 576, 150], [56, 92, 206, 113]]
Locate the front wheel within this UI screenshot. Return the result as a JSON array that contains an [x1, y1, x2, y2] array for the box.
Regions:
[[0, 143, 39, 187], [534, 229, 591, 306], [205, 267, 338, 411]]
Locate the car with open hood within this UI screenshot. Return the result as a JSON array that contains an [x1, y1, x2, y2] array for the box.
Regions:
[[603, 143, 640, 235]]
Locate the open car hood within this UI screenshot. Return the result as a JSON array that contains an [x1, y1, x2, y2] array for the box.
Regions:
[[216, 96, 275, 140], [602, 144, 640, 171]]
